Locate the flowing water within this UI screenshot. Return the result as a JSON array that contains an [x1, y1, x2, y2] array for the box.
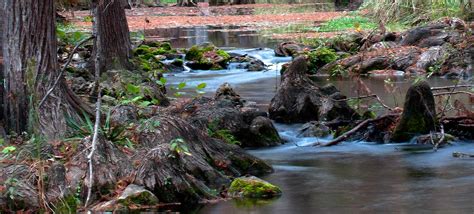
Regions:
[[158, 29, 474, 213]]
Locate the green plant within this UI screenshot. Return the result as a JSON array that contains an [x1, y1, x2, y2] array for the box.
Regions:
[[5, 178, 19, 200], [56, 23, 90, 46], [169, 138, 192, 157], [316, 16, 377, 32], [195, 83, 207, 96], [66, 111, 132, 148], [207, 121, 241, 145], [2, 146, 16, 155]]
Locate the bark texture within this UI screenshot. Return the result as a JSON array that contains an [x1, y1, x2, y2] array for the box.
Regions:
[[3, 0, 82, 139], [92, 0, 133, 71]]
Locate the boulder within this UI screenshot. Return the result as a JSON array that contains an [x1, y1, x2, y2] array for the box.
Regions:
[[274, 42, 302, 57], [248, 116, 282, 147], [246, 58, 266, 71], [228, 176, 282, 198], [168, 83, 282, 148], [269, 57, 359, 123], [298, 121, 331, 137], [93, 184, 159, 211], [391, 81, 437, 142], [117, 184, 159, 206]]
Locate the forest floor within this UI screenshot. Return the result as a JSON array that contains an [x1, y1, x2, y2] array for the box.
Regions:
[[65, 3, 344, 39]]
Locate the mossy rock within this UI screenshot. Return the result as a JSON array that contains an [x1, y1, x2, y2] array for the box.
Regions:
[[228, 176, 282, 199], [391, 81, 437, 142], [116, 184, 159, 206], [305, 47, 339, 73]]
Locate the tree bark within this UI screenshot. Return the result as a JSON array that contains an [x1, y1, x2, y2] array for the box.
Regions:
[[177, 0, 197, 7], [3, 0, 84, 139], [0, 2, 4, 126], [91, 0, 133, 72]]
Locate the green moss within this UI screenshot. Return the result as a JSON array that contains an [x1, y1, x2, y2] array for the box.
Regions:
[[185, 45, 205, 61], [216, 49, 231, 60], [306, 47, 339, 73], [134, 45, 152, 56], [228, 177, 282, 199], [171, 59, 184, 67], [214, 129, 241, 145]]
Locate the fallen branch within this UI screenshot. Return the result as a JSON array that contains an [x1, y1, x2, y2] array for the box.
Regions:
[[433, 91, 474, 96], [452, 152, 474, 158], [430, 84, 473, 91], [38, 36, 95, 108], [312, 114, 399, 147]]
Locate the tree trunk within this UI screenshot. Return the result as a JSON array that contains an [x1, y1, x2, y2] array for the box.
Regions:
[[3, 0, 85, 139], [0, 2, 4, 126], [92, 0, 133, 72], [177, 0, 197, 7]]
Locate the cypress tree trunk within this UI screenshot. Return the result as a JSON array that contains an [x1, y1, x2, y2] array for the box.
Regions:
[[3, 0, 85, 139], [0, 2, 4, 126], [92, 0, 133, 72]]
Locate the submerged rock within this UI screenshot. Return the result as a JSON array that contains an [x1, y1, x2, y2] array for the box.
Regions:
[[246, 58, 266, 71], [391, 81, 437, 142], [269, 57, 359, 123], [228, 176, 282, 198]]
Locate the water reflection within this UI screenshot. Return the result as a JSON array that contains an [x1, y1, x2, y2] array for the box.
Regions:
[[145, 26, 280, 48]]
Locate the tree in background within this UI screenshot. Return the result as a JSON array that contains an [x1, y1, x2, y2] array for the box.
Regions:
[[91, 0, 133, 71]]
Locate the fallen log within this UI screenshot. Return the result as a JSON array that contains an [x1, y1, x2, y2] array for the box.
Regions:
[[311, 114, 400, 147]]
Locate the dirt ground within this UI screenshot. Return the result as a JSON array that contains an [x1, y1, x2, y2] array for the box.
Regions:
[[66, 3, 343, 32]]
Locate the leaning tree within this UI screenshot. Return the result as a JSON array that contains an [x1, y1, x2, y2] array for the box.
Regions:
[[3, 0, 89, 139], [91, 0, 133, 72]]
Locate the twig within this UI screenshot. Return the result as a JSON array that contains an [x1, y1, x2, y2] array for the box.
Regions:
[[430, 84, 473, 91], [433, 91, 474, 96], [84, 91, 101, 207], [433, 124, 445, 151], [332, 94, 393, 111], [38, 36, 94, 108]]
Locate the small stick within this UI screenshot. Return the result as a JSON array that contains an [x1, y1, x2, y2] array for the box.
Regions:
[[430, 85, 473, 91], [38, 36, 95, 108], [433, 91, 474, 97]]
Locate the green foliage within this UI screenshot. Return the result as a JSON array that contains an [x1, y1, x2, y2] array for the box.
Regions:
[[83, 15, 93, 22], [330, 64, 348, 77], [363, 0, 473, 22], [66, 111, 132, 148], [316, 16, 377, 32], [207, 121, 241, 145], [5, 178, 19, 200], [56, 23, 90, 46], [306, 47, 339, 73], [2, 146, 16, 155], [169, 138, 192, 157]]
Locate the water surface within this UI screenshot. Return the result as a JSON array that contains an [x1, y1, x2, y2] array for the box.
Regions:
[[163, 42, 474, 214]]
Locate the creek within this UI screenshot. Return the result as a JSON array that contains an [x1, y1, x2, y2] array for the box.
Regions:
[[157, 28, 474, 213]]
